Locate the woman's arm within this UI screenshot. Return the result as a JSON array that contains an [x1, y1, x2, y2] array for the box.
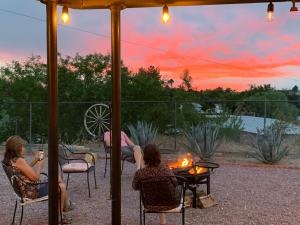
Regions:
[[14, 158, 45, 182], [123, 132, 135, 148], [29, 152, 39, 167]]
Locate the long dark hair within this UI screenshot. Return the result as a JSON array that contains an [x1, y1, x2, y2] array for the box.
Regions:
[[143, 144, 161, 167], [2, 135, 25, 165]]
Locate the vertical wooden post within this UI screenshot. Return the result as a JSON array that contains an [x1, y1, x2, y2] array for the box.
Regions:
[[111, 4, 122, 225], [46, 1, 59, 224]]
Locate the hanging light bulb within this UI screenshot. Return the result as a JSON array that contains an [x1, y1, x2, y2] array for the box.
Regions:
[[162, 5, 170, 24], [267, 2, 274, 22], [290, 0, 298, 12], [61, 6, 70, 24]]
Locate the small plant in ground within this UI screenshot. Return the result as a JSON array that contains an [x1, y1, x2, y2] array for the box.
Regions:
[[252, 122, 289, 164], [127, 121, 158, 148], [219, 115, 244, 142], [184, 122, 220, 161]]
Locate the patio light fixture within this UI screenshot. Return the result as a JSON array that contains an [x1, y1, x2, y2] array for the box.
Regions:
[[290, 0, 298, 12], [267, 1, 274, 21], [162, 5, 170, 24], [61, 6, 70, 23]]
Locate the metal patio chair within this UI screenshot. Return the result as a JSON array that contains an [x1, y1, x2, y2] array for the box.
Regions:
[[2, 162, 62, 225], [139, 175, 187, 225], [58, 143, 97, 197], [103, 138, 126, 178]]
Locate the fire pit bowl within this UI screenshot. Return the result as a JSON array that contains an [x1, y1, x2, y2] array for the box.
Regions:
[[168, 160, 220, 208]]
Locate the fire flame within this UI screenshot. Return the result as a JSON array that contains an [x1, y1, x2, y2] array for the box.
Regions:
[[168, 154, 193, 169], [189, 166, 208, 175], [181, 158, 189, 167]]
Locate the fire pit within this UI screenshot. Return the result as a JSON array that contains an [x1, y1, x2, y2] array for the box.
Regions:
[[168, 154, 219, 208]]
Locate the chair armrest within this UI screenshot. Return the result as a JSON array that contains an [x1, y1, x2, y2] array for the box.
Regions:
[[40, 172, 48, 177]]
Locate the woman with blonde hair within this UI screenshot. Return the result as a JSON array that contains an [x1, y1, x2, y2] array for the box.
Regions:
[[2, 135, 73, 224]]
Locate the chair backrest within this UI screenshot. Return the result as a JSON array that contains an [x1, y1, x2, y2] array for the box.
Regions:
[[2, 163, 23, 199], [140, 176, 181, 209], [58, 144, 69, 166]]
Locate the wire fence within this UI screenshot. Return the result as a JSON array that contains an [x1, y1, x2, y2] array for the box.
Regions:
[[0, 100, 300, 157]]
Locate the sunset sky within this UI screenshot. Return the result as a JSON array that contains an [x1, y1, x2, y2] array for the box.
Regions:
[[0, 0, 300, 91]]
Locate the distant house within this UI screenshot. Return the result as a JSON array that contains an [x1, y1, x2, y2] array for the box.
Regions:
[[239, 115, 300, 135], [191, 103, 203, 113], [214, 104, 223, 114]]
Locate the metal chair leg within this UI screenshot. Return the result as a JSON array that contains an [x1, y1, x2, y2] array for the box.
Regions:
[[121, 160, 125, 175], [93, 168, 97, 188], [66, 174, 70, 189], [19, 206, 24, 225], [59, 188, 63, 224], [143, 211, 145, 225], [12, 200, 17, 225], [182, 209, 185, 225], [87, 172, 91, 198], [139, 194, 142, 225], [104, 155, 107, 178]]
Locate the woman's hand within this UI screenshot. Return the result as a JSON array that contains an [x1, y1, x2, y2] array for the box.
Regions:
[[37, 159, 45, 169], [29, 151, 39, 167], [34, 151, 40, 161]]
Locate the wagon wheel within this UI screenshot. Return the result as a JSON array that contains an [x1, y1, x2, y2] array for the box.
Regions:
[[84, 103, 111, 138]]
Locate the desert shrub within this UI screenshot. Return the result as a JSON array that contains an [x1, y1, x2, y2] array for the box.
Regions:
[[127, 120, 158, 148], [219, 115, 244, 141], [252, 122, 289, 164], [184, 122, 219, 160]]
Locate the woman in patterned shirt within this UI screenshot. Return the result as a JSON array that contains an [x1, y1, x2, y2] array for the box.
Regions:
[[2, 135, 73, 224], [132, 144, 179, 225]]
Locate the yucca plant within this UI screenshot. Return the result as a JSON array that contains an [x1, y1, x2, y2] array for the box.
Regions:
[[127, 121, 158, 148], [184, 122, 219, 161], [252, 122, 289, 164]]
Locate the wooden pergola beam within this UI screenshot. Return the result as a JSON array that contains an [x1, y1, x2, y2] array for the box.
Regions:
[[56, 0, 296, 9]]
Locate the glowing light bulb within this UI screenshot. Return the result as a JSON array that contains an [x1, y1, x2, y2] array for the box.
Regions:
[[162, 5, 170, 24], [61, 6, 69, 24], [267, 2, 274, 22], [267, 11, 273, 21]]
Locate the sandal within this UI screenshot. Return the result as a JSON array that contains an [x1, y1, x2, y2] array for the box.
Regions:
[[61, 215, 72, 224], [63, 201, 75, 212]]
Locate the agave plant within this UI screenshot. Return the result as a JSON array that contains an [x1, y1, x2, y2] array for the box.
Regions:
[[252, 122, 289, 164], [184, 122, 219, 161], [127, 121, 158, 148]]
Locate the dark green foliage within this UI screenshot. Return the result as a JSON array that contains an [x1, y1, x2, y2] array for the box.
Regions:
[[0, 54, 299, 144]]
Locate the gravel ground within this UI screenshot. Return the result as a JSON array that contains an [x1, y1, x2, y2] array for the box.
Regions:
[[0, 158, 299, 225]]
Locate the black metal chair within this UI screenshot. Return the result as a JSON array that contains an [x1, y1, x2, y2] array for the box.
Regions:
[[139, 175, 187, 225], [103, 140, 126, 178], [58, 143, 97, 198], [2, 162, 62, 225]]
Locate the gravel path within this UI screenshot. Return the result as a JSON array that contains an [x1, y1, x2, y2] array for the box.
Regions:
[[0, 159, 299, 225]]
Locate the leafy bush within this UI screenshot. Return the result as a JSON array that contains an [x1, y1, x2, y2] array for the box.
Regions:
[[127, 121, 158, 148], [184, 122, 219, 160], [219, 115, 244, 141], [252, 122, 289, 164]]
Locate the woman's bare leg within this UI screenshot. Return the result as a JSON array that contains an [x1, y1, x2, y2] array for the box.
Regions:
[[159, 213, 166, 225], [133, 146, 144, 170], [59, 181, 68, 210]]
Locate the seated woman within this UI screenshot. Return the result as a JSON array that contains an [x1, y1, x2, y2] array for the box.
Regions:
[[104, 130, 144, 170], [2, 135, 73, 224], [132, 144, 179, 225]]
